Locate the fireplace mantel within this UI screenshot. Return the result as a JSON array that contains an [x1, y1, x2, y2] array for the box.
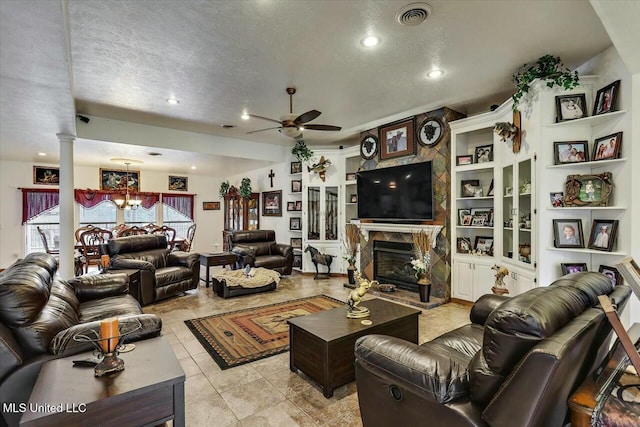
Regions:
[[354, 221, 443, 248]]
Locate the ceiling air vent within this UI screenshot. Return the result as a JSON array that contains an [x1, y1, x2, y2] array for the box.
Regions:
[[396, 3, 432, 26]]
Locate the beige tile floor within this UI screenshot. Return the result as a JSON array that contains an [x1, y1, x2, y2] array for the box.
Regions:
[[144, 271, 471, 427]]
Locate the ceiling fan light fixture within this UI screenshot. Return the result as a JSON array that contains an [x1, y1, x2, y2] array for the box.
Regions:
[[426, 69, 444, 79], [241, 112, 250, 120], [361, 35, 380, 48], [166, 98, 180, 105]]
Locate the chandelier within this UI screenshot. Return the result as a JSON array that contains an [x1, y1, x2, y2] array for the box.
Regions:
[[111, 159, 142, 210]]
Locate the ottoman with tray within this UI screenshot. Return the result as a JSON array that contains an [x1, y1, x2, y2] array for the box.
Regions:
[[212, 267, 280, 298]]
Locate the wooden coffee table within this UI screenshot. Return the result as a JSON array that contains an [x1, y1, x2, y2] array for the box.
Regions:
[[287, 298, 420, 397], [200, 252, 237, 287], [19, 336, 185, 427]]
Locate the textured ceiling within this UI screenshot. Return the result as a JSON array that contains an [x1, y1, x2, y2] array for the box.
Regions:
[[0, 0, 632, 175]]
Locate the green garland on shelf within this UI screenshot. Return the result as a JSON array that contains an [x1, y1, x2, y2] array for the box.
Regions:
[[218, 180, 230, 199], [291, 140, 314, 163], [239, 177, 252, 199]]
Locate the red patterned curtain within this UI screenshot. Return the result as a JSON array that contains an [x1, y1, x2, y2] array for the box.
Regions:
[[162, 193, 194, 219], [74, 189, 160, 209], [22, 188, 59, 224]]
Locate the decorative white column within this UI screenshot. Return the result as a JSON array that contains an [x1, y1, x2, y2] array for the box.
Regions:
[[57, 133, 75, 279]]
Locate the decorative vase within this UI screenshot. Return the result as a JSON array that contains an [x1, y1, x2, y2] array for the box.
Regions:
[[417, 275, 431, 303], [347, 263, 357, 285]]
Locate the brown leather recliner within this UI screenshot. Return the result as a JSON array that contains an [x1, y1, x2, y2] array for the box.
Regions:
[[106, 234, 200, 305], [0, 253, 162, 427], [228, 230, 293, 275], [354, 272, 632, 427]]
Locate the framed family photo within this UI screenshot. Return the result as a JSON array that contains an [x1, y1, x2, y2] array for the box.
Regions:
[[553, 219, 584, 248], [564, 173, 613, 207], [587, 219, 618, 252], [379, 119, 415, 160], [456, 155, 473, 166], [550, 192, 565, 207], [561, 263, 588, 275], [592, 132, 622, 161], [553, 141, 588, 165], [475, 144, 493, 163], [599, 265, 623, 287], [168, 175, 188, 191], [262, 190, 282, 216], [290, 161, 302, 174], [290, 237, 302, 249], [33, 166, 59, 185], [555, 94, 587, 122], [291, 180, 302, 193], [457, 237, 472, 254], [593, 80, 620, 116], [461, 179, 480, 198], [289, 217, 301, 230], [287, 201, 296, 211], [346, 172, 356, 181], [474, 236, 493, 254], [292, 253, 302, 269], [100, 168, 140, 191]]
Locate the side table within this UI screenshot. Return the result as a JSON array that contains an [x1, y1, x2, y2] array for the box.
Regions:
[[200, 252, 237, 288], [106, 269, 142, 304]]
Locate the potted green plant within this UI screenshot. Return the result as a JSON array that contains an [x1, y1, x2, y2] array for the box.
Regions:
[[219, 180, 230, 199], [291, 140, 314, 163], [239, 177, 252, 199], [512, 54, 579, 112]]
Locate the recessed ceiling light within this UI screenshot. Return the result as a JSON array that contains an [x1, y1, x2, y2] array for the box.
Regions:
[[38, 152, 46, 156], [167, 98, 180, 105], [191, 165, 196, 170], [222, 124, 237, 129], [148, 152, 162, 156], [241, 112, 250, 120], [361, 35, 380, 48], [426, 69, 444, 79]]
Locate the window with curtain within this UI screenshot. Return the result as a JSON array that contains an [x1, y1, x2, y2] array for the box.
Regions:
[[79, 201, 117, 231], [124, 205, 157, 225], [162, 194, 194, 238], [22, 188, 60, 254]]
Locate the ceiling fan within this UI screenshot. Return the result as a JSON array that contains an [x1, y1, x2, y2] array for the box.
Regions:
[[246, 87, 341, 139]]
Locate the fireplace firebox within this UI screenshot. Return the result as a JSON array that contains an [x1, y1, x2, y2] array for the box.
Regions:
[[373, 241, 418, 292]]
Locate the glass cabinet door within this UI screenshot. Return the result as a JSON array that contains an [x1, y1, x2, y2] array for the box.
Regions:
[[517, 158, 532, 264], [502, 164, 514, 259], [247, 197, 259, 230], [308, 187, 320, 240], [325, 186, 338, 241]]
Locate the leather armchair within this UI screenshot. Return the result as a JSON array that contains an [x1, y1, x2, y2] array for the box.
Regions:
[[106, 234, 200, 305], [0, 253, 162, 427], [354, 272, 632, 427], [228, 230, 293, 275]]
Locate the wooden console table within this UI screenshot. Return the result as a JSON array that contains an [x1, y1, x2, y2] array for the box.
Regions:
[[200, 252, 237, 288], [568, 323, 640, 426], [20, 336, 185, 427]]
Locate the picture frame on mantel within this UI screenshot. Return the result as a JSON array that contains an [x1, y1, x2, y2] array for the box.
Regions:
[[379, 119, 415, 160]]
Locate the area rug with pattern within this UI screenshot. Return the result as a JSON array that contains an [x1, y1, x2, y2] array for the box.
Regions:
[[184, 295, 344, 370]]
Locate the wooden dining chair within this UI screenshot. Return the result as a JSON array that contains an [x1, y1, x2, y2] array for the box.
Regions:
[[75, 224, 96, 244], [79, 227, 113, 273], [150, 226, 177, 249], [36, 226, 59, 255], [182, 223, 196, 252], [119, 225, 148, 237]]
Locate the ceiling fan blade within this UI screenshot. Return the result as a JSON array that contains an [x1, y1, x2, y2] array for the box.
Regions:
[[303, 124, 342, 131], [247, 126, 282, 134], [294, 110, 321, 125], [248, 114, 283, 125]]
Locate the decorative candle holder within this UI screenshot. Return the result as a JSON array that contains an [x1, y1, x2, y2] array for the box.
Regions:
[[99, 254, 110, 273], [73, 319, 141, 377]]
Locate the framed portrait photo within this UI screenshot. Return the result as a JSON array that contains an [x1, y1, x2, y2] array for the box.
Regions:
[[461, 179, 480, 198], [33, 166, 59, 185], [346, 172, 356, 181], [290, 161, 302, 174], [474, 236, 493, 255], [379, 119, 415, 160], [599, 265, 623, 287], [564, 173, 613, 207], [592, 132, 622, 161], [292, 253, 302, 269], [561, 263, 588, 275], [587, 219, 618, 252], [360, 135, 379, 160], [287, 201, 296, 211], [262, 190, 282, 217], [289, 217, 301, 231], [350, 194, 358, 203], [553, 219, 584, 248], [550, 192, 565, 207], [168, 175, 188, 191], [100, 168, 140, 191], [555, 94, 587, 122], [458, 209, 471, 226], [291, 179, 302, 193], [593, 80, 620, 116], [295, 200, 302, 211], [553, 141, 589, 165], [290, 237, 302, 249], [474, 144, 493, 163], [457, 237, 472, 254], [202, 201, 220, 210], [456, 155, 473, 166], [417, 116, 444, 147]]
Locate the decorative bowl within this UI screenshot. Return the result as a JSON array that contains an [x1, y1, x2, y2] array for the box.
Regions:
[[378, 284, 396, 293]]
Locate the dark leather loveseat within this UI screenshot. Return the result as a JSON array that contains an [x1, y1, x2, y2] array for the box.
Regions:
[[106, 234, 200, 305], [354, 272, 631, 427], [228, 230, 293, 275], [0, 253, 162, 427]]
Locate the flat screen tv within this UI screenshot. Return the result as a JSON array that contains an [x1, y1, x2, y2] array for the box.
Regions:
[[357, 162, 434, 221]]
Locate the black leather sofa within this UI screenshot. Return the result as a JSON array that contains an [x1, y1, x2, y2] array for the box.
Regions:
[[106, 234, 200, 305], [228, 230, 293, 275], [354, 272, 631, 427], [0, 253, 162, 427]]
